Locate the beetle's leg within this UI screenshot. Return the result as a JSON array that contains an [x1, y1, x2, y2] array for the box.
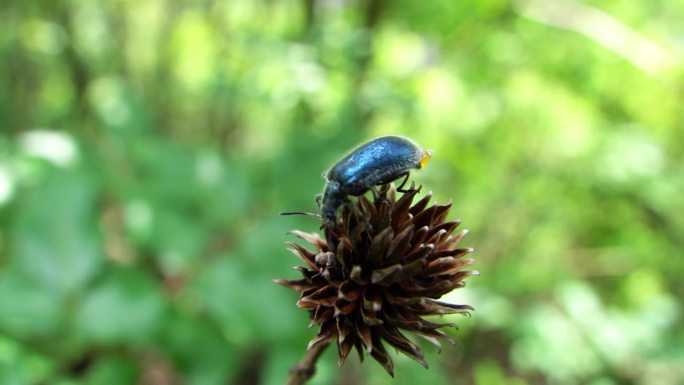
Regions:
[[395, 172, 411, 192], [315, 194, 323, 208]]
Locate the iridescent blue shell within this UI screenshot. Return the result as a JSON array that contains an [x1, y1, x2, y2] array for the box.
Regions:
[[327, 136, 425, 194]]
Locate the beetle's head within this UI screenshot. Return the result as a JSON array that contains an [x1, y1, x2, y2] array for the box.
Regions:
[[320, 180, 345, 226]]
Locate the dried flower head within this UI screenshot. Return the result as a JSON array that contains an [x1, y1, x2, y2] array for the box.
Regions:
[[276, 184, 476, 376]]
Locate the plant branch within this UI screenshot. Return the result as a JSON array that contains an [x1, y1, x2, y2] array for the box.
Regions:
[[285, 341, 331, 385]]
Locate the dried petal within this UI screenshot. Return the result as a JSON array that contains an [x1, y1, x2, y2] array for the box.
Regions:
[[286, 242, 319, 270], [356, 319, 373, 353], [415, 299, 474, 315], [308, 320, 336, 350], [436, 229, 469, 252], [426, 257, 474, 276], [367, 226, 393, 267], [337, 318, 355, 366], [371, 264, 403, 286], [298, 285, 337, 307], [432, 203, 452, 225], [408, 192, 432, 216], [338, 280, 362, 302], [369, 335, 394, 376], [273, 278, 315, 292], [310, 306, 335, 327], [429, 248, 474, 260], [385, 224, 414, 265], [334, 298, 358, 316], [426, 220, 461, 240], [391, 188, 419, 229], [289, 230, 328, 252], [401, 243, 434, 265], [412, 205, 439, 229], [379, 325, 427, 368], [410, 225, 430, 248]]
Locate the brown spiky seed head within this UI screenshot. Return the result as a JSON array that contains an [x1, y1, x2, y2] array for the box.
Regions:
[[276, 185, 476, 376]]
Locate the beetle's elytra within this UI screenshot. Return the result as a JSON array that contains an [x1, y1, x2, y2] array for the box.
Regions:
[[319, 135, 431, 226]]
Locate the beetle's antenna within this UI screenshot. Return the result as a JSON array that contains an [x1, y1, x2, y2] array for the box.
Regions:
[[280, 211, 322, 219]]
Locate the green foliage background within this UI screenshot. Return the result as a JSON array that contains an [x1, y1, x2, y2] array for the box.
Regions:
[[1, 0, 683, 384]]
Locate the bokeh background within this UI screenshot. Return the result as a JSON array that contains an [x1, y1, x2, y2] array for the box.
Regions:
[[1, 0, 683, 384]]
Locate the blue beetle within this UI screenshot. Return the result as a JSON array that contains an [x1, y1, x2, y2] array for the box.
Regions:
[[319, 136, 431, 226], [283, 136, 431, 227]]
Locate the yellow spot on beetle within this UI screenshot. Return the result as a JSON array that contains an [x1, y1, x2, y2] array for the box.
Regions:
[[420, 150, 432, 168]]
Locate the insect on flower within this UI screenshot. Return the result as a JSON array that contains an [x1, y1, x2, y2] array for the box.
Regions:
[[277, 184, 476, 376]]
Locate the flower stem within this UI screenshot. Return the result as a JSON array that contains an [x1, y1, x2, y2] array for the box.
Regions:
[[285, 341, 331, 385]]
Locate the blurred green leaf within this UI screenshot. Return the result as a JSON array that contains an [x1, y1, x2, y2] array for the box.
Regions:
[[0, 336, 53, 385], [12, 168, 102, 293], [160, 310, 236, 385], [84, 356, 137, 385], [76, 268, 165, 344], [0, 270, 62, 336]]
